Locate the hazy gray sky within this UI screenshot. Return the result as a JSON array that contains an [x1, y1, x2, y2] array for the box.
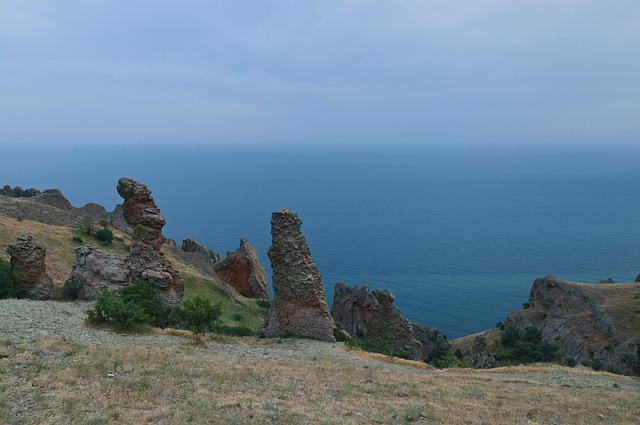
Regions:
[[1, 1, 638, 146]]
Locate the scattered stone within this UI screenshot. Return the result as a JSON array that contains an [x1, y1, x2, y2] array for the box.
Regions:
[[6, 235, 54, 300], [216, 238, 269, 300], [259, 209, 335, 341]]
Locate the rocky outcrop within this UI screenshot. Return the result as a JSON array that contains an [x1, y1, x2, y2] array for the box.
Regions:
[[35, 189, 73, 210], [330, 282, 378, 339], [69, 178, 183, 310], [1, 185, 41, 198], [6, 235, 54, 300], [216, 238, 269, 300], [461, 335, 495, 368], [365, 289, 424, 361], [259, 209, 335, 341], [163, 238, 221, 278], [331, 283, 444, 362], [412, 323, 450, 362], [599, 278, 615, 284], [116, 178, 183, 309], [69, 246, 128, 299], [506, 275, 639, 376]]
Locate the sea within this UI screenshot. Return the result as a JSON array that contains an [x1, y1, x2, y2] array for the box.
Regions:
[[4, 142, 640, 339]]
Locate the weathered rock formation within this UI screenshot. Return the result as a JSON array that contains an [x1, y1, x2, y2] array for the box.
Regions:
[[6, 235, 54, 300], [599, 278, 615, 284], [69, 178, 183, 310], [1, 185, 41, 198], [116, 178, 183, 309], [259, 209, 335, 341], [331, 283, 443, 362], [216, 238, 269, 300], [365, 289, 424, 361], [69, 246, 128, 299], [506, 275, 640, 376], [412, 323, 450, 362], [330, 282, 377, 339], [163, 238, 221, 278], [461, 335, 495, 368]]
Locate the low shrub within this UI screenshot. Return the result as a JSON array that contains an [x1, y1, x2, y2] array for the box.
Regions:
[[60, 279, 80, 301], [95, 228, 113, 245], [87, 289, 152, 332], [215, 324, 254, 337], [0, 258, 15, 299], [86, 280, 165, 332], [435, 355, 470, 369], [501, 326, 558, 363]]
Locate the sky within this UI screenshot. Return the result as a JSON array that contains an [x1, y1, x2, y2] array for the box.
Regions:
[[0, 1, 639, 147]]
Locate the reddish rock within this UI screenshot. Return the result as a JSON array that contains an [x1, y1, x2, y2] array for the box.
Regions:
[[330, 282, 377, 338], [259, 209, 335, 341], [216, 238, 269, 300]]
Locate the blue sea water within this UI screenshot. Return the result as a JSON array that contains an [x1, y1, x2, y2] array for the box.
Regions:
[[3, 143, 640, 338]]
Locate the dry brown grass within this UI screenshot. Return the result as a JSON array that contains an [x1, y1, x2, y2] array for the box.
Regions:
[[1, 335, 639, 425]]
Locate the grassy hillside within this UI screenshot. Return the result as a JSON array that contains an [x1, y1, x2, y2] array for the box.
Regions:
[[0, 211, 267, 330]]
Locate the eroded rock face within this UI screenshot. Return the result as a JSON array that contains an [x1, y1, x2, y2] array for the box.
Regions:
[[7, 235, 54, 300], [331, 283, 444, 362], [506, 275, 639, 375], [117, 178, 183, 309], [69, 246, 128, 299], [259, 209, 335, 341], [365, 289, 424, 361], [412, 323, 450, 362], [330, 282, 378, 339], [216, 238, 269, 300], [462, 335, 495, 368]]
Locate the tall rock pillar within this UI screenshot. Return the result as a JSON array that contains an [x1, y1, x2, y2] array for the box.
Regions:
[[259, 209, 335, 341]]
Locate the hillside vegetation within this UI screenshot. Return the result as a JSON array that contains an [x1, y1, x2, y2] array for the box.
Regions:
[[0, 207, 266, 330]]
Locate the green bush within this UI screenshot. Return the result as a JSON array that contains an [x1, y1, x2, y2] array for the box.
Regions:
[[501, 326, 558, 364], [87, 289, 153, 332], [170, 297, 222, 342], [60, 279, 80, 301], [118, 279, 165, 326], [72, 236, 84, 244], [95, 228, 113, 245], [86, 280, 165, 332], [0, 258, 15, 299]]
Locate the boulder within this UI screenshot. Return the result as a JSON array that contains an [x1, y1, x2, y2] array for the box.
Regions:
[[216, 238, 269, 300], [330, 282, 378, 339], [68, 246, 128, 299], [259, 209, 335, 341], [117, 178, 183, 310], [599, 278, 615, 284], [6, 235, 54, 300]]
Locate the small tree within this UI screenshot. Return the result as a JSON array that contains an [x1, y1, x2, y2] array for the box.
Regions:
[[81, 218, 95, 236], [171, 297, 222, 342], [95, 227, 113, 245]]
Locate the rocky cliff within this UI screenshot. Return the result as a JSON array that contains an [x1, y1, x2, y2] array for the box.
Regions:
[[506, 275, 640, 375]]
